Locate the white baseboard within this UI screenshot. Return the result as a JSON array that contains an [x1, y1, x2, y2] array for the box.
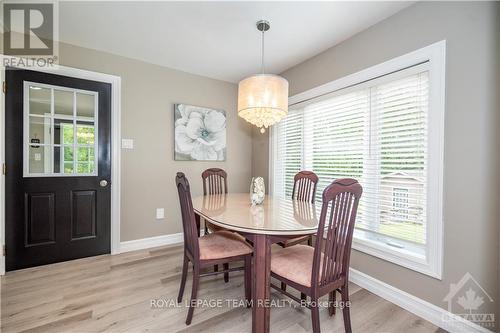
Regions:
[[119, 233, 183, 253], [349, 268, 493, 333]]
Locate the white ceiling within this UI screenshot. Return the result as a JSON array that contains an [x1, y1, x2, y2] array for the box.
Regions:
[[59, 1, 414, 83]]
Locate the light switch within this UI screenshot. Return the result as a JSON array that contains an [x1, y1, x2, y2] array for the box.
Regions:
[[121, 139, 134, 149], [34, 153, 41, 161], [156, 208, 165, 220]]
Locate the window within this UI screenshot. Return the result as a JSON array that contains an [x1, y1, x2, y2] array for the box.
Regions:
[[24, 82, 98, 177], [271, 42, 445, 278]]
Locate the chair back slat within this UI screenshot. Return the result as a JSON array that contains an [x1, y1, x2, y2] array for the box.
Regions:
[[202, 168, 228, 195], [176, 172, 200, 259], [292, 171, 319, 203], [311, 178, 362, 288]]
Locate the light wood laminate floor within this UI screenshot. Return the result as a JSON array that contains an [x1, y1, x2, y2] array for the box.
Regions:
[[0, 244, 445, 332]]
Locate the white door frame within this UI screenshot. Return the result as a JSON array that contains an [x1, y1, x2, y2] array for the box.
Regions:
[[0, 58, 122, 275]]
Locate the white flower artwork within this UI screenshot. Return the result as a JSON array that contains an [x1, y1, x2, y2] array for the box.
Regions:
[[174, 104, 227, 161]]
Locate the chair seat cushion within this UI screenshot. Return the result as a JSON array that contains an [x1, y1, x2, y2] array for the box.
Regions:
[[271, 245, 322, 287], [199, 230, 252, 260]]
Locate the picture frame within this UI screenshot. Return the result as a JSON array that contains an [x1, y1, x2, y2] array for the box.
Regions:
[[174, 103, 227, 161]]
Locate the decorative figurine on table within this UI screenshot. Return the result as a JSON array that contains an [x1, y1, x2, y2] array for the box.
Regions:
[[250, 177, 265, 205]]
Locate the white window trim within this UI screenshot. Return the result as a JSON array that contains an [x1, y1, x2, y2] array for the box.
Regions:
[[270, 40, 445, 279]]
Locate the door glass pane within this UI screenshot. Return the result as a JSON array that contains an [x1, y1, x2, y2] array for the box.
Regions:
[[77, 93, 95, 118], [76, 122, 95, 145], [63, 146, 74, 174], [76, 147, 95, 174], [54, 89, 74, 116], [53, 146, 74, 174], [53, 120, 74, 145], [53, 146, 61, 173], [29, 86, 51, 115], [77, 147, 90, 163], [77, 163, 94, 174], [29, 116, 51, 145], [64, 162, 75, 174], [28, 145, 51, 174]]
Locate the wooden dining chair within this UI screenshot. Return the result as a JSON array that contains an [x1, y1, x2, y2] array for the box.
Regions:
[[201, 168, 228, 235], [279, 171, 319, 248], [270, 178, 363, 333], [176, 172, 252, 325], [201, 168, 231, 280]]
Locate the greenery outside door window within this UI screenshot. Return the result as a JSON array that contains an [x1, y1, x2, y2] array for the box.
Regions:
[[60, 122, 95, 174]]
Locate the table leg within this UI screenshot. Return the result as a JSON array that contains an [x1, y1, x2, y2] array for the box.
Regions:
[[252, 234, 271, 333]]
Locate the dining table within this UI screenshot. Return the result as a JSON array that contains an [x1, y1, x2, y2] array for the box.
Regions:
[[192, 193, 320, 333]]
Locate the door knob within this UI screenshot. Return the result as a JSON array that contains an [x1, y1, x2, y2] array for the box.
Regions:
[[99, 180, 108, 187]]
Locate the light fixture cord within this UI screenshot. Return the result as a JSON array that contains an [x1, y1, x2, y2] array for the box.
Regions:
[[261, 29, 265, 74]]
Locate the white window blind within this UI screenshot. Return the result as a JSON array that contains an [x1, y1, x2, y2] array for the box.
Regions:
[[303, 90, 368, 203], [273, 67, 429, 247], [273, 110, 303, 198], [360, 71, 428, 245]]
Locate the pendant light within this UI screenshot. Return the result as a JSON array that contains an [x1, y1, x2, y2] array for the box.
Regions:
[[237, 20, 289, 134]]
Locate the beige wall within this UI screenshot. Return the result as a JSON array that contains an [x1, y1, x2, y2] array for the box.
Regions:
[[251, 127, 269, 191], [255, 1, 500, 317], [497, 6, 500, 322], [57, 43, 253, 241]]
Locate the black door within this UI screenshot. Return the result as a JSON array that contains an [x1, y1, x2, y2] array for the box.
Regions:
[[5, 68, 111, 271]]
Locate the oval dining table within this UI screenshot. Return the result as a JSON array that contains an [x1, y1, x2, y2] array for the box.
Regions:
[[192, 193, 320, 333]]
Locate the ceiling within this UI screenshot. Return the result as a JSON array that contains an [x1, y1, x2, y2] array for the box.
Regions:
[[59, 1, 414, 83]]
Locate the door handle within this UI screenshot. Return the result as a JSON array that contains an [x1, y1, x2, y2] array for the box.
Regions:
[[99, 180, 108, 187]]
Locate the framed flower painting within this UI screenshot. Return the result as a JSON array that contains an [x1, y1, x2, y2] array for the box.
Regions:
[[174, 104, 227, 161]]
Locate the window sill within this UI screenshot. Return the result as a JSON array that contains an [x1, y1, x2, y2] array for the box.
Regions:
[[352, 229, 441, 279]]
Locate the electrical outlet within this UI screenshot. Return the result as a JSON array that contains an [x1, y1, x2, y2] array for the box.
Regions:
[[156, 208, 165, 220]]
